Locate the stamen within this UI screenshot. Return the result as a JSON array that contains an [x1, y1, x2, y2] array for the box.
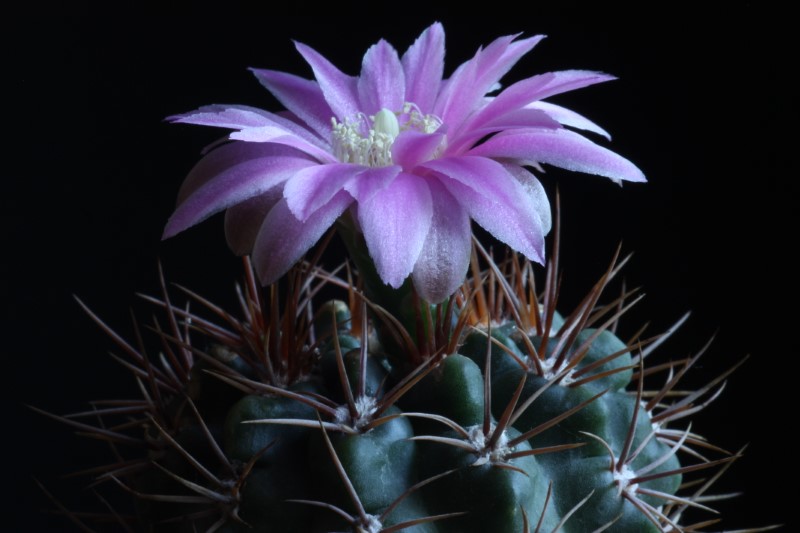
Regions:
[[331, 103, 442, 167]]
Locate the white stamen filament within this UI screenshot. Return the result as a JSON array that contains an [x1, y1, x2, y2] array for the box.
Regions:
[[331, 103, 442, 167]]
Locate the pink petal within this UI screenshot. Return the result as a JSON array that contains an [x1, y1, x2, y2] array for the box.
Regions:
[[435, 34, 545, 134], [464, 70, 615, 132], [412, 179, 471, 303], [252, 192, 353, 285], [250, 68, 334, 139], [171, 104, 335, 163], [163, 143, 316, 239], [502, 164, 552, 235], [283, 163, 364, 221], [343, 166, 402, 204], [527, 101, 611, 139], [173, 141, 295, 204], [228, 130, 333, 164], [446, 108, 560, 154], [391, 131, 445, 169], [421, 156, 529, 211], [224, 188, 282, 255], [468, 128, 646, 183], [170, 104, 325, 147], [401, 22, 445, 112], [295, 41, 360, 121], [168, 104, 276, 129], [357, 173, 433, 288], [422, 156, 545, 263], [358, 39, 405, 115]]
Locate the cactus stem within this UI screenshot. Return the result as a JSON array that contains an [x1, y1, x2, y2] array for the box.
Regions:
[[552, 489, 596, 532], [504, 441, 586, 460], [531, 480, 553, 533], [316, 416, 372, 525], [621, 491, 677, 532], [508, 388, 607, 447], [617, 357, 647, 468], [302, 417, 465, 532], [482, 323, 494, 437]]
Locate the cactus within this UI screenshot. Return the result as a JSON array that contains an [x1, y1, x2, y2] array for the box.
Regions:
[[39, 244, 763, 532], [37, 23, 778, 532]]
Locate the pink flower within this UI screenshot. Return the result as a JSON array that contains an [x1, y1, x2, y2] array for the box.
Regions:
[[164, 23, 645, 302]]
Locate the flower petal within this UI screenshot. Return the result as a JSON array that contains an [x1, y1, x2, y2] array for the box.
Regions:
[[464, 70, 615, 132], [421, 156, 526, 210], [169, 104, 325, 147], [468, 128, 646, 183], [283, 163, 365, 221], [502, 164, 552, 235], [422, 156, 545, 263], [224, 188, 282, 255], [295, 41, 360, 121], [168, 104, 277, 129], [358, 39, 405, 115], [446, 108, 560, 154], [435, 34, 545, 134], [527, 101, 611, 139], [343, 166, 402, 204], [170, 104, 335, 163], [357, 173, 433, 288], [391, 131, 445, 169], [252, 192, 353, 285], [412, 179, 471, 303], [164, 143, 316, 239], [401, 22, 445, 112], [250, 68, 334, 139]]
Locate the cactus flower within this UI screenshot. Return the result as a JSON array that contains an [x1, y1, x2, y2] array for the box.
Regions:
[[165, 23, 645, 302]]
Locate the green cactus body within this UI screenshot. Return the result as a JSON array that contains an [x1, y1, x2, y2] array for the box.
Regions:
[[223, 387, 319, 466], [308, 406, 418, 514], [400, 353, 486, 429], [417, 425, 559, 533], [49, 250, 744, 532]]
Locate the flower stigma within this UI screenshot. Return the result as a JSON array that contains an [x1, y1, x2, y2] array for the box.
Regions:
[[331, 103, 442, 167]]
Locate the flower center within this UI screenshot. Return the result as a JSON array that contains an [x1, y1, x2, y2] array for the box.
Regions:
[[331, 103, 442, 167]]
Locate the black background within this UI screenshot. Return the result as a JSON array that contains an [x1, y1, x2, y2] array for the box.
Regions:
[[8, 7, 795, 530]]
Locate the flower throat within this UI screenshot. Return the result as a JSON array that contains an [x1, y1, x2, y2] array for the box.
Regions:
[[331, 103, 442, 167]]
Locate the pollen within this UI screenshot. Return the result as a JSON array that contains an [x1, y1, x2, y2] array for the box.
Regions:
[[331, 103, 442, 167]]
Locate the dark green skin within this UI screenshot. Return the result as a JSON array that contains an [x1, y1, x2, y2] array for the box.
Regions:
[[318, 345, 387, 404], [186, 314, 684, 532], [223, 381, 320, 467], [492, 369, 616, 456], [460, 324, 526, 381], [315, 299, 353, 341], [187, 351, 254, 423], [233, 459, 314, 532], [565, 328, 633, 393], [549, 455, 669, 532], [417, 426, 558, 533], [307, 406, 417, 516], [400, 353, 486, 431], [309, 490, 440, 533]]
